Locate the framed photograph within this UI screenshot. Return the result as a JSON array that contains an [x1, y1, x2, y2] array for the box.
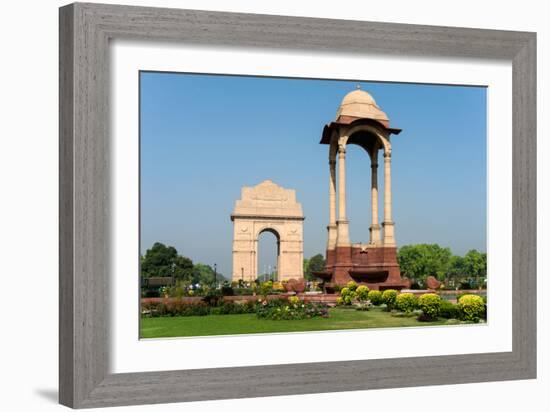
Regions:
[[59, 2, 536, 408]]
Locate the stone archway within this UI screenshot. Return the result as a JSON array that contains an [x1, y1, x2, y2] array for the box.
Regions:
[[231, 180, 304, 282]]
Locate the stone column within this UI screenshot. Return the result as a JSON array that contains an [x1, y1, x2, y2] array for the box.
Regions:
[[327, 157, 337, 250], [382, 150, 395, 245], [369, 149, 381, 244], [336, 144, 350, 246], [251, 244, 257, 281]]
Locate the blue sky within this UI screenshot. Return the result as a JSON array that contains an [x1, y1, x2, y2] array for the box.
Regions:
[[140, 72, 486, 278]]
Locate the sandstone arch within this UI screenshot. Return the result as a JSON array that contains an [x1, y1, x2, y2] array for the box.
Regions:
[[231, 180, 304, 282]]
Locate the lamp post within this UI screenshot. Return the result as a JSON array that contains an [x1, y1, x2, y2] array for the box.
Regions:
[[241, 267, 244, 282], [214, 263, 217, 288]]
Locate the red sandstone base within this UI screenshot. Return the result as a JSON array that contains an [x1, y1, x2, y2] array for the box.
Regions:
[[316, 245, 410, 291]]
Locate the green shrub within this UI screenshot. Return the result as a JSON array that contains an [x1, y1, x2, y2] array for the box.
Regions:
[[141, 299, 261, 317], [202, 289, 223, 306], [367, 290, 383, 305], [339, 286, 356, 305], [381, 289, 398, 309], [217, 301, 256, 315], [209, 306, 222, 315], [260, 281, 274, 296], [458, 294, 486, 322], [346, 281, 358, 291], [457, 291, 484, 301], [458, 281, 472, 290], [170, 302, 210, 316], [418, 293, 442, 320], [220, 282, 234, 296], [336, 297, 344, 306], [143, 289, 160, 298], [143, 301, 211, 317], [395, 293, 419, 313], [439, 300, 460, 319], [288, 295, 300, 306], [233, 287, 254, 296], [356, 285, 370, 301]]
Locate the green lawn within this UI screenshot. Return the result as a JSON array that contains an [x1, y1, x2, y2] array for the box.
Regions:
[[140, 307, 449, 338]]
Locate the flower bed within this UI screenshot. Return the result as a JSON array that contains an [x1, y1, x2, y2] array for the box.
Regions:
[[255, 297, 329, 320], [141, 295, 329, 320], [141, 300, 256, 317]]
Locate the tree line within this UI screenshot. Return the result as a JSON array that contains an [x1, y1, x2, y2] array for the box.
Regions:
[[397, 244, 486, 287], [141, 242, 486, 288], [140, 242, 226, 285]]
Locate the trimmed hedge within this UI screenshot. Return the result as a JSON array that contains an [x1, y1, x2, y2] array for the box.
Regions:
[[356, 285, 370, 301], [458, 294, 486, 322], [339, 286, 356, 305], [395, 293, 419, 313], [346, 281, 358, 291], [439, 300, 460, 319], [367, 290, 383, 305], [418, 293, 442, 320], [381, 289, 398, 309], [142, 300, 256, 317]]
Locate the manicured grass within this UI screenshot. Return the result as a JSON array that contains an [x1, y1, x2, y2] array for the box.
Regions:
[[140, 307, 449, 338]]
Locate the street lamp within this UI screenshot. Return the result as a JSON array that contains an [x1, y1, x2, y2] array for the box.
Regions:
[[241, 267, 244, 282]]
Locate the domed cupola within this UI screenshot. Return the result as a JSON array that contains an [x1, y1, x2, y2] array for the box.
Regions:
[[335, 88, 390, 127]]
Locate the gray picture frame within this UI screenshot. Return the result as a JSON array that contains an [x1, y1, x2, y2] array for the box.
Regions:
[[59, 2, 536, 408]]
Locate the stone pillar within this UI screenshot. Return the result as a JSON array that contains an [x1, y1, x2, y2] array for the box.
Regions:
[[369, 149, 381, 244], [382, 150, 395, 245], [251, 246, 256, 281], [327, 157, 337, 250], [336, 144, 350, 246]]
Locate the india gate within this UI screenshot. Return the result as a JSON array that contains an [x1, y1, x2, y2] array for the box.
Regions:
[[314, 88, 409, 290], [231, 180, 304, 282]]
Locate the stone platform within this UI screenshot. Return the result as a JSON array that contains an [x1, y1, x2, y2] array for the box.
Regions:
[[315, 244, 410, 291]]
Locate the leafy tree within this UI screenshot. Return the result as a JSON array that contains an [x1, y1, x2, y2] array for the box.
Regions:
[[191, 263, 226, 285], [304, 253, 325, 280], [140, 242, 193, 280], [397, 244, 487, 287], [447, 255, 466, 277], [308, 254, 325, 273], [173, 255, 194, 280], [463, 249, 487, 278], [397, 244, 452, 283]]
